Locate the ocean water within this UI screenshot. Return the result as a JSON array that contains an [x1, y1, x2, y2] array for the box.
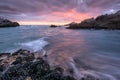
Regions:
[[0, 25, 120, 80]]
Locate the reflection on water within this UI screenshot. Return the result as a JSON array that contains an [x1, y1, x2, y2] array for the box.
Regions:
[[0, 26, 120, 79], [45, 28, 120, 80]]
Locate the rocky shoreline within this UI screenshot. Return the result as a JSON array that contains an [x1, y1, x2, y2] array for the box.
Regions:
[[0, 49, 101, 80], [67, 10, 120, 30], [0, 49, 76, 80], [0, 18, 19, 28]]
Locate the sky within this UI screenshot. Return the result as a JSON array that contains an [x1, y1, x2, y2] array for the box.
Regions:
[[0, 0, 120, 25]]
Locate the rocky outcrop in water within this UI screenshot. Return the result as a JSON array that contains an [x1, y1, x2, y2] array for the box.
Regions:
[[0, 18, 19, 28], [0, 49, 77, 80], [50, 25, 61, 28], [67, 10, 120, 30]]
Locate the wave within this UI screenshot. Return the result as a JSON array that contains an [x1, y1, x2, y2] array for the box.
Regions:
[[18, 37, 49, 52], [68, 58, 117, 80]]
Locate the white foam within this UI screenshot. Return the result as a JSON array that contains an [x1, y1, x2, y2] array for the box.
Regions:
[[19, 38, 49, 52], [80, 70, 117, 80]]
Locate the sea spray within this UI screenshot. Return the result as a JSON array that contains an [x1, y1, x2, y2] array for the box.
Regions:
[[67, 58, 117, 80], [19, 37, 49, 52]]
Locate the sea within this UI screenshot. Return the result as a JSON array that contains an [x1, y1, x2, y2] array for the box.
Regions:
[[0, 25, 120, 80]]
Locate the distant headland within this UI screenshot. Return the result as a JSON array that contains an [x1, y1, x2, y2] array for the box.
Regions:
[[66, 10, 120, 30], [0, 18, 19, 28]]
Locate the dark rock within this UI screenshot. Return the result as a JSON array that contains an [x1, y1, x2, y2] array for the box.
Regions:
[[1, 50, 77, 80], [28, 59, 50, 79], [73, 58, 92, 70], [54, 67, 64, 74], [0, 65, 5, 72], [43, 71, 76, 80], [63, 76, 76, 80], [0, 53, 11, 57], [80, 75, 99, 80], [22, 54, 35, 62], [42, 72, 63, 80], [50, 25, 60, 28], [11, 49, 35, 65], [0, 18, 19, 28], [12, 57, 22, 65], [67, 10, 120, 30], [12, 49, 30, 56], [2, 64, 27, 80]]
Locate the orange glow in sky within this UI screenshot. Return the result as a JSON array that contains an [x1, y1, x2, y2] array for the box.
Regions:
[[19, 9, 95, 25], [19, 21, 70, 25]]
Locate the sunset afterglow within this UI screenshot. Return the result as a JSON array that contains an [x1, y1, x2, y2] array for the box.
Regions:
[[0, 0, 120, 25]]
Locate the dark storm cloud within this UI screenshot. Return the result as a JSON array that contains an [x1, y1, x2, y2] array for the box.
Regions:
[[0, 0, 75, 14], [0, 0, 120, 22]]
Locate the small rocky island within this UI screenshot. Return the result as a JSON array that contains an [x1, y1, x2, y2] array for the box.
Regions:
[[0, 18, 19, 28], [67, 10, 120, 30], [50, 24, 61, 28]]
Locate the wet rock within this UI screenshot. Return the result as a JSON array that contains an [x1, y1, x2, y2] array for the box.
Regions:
[[25, 77, 32, 80], [22, 54, 35, 62], [54, 67, 64, 74], [63, 76, 76, 80], [43, 71, 76, 80], [28, 59, 50, 79], [1, 50, 77, 80], [43, 71, 62, 80], [0, 53, 11, 61], [0, 65, 6, 72], [73, 58, 92, 70], [12, 57, 22, 65], [11, 49, 35, 64], [0, 53, 11, 57], [2, 64, 27, 80], [80, 75, 99, 80], [12, 49, 30, 56]]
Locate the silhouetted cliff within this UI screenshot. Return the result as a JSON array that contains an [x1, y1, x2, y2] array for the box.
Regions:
[[67, 10, 120, 30]]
